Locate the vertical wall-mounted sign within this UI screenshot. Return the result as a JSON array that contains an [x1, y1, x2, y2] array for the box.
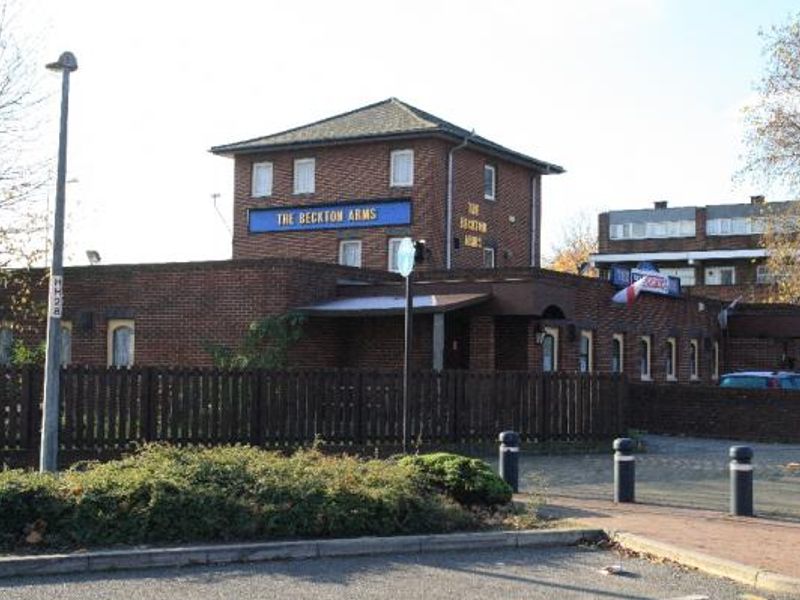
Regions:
[[49, 275, 63, 319]]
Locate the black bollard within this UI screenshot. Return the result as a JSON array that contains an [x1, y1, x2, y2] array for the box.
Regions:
[[498, 431, 520, 493], [613, 438, 635, 503], [730, 446, 754, 517]]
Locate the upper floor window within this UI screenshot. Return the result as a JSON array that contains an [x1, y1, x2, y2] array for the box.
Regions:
[[707, 217, 765, 236], [339, 239, 362, 268], [579, 330, 593, 373], [611, 334, 624, 373], [387, 237, 404, 273], [756, 264, 776, 284], [484, 165, 496, 201], [251, 162, 273, 197], [659, 267, 695, 287], [390, 150, 414, 187], [483, 247, 496, 269], [705, 266, 735, 286], [293, 158, 315, 194], [61, 321, 72, 366], [108, 319, 135, 368], [0, 325, 13, 365], [609, 220, 694, 240]]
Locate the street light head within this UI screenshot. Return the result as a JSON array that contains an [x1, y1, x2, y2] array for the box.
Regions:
[[46, 51, 78, 73]]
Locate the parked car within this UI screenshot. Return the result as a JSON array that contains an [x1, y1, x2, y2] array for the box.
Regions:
[[719, 371, 800, 389]]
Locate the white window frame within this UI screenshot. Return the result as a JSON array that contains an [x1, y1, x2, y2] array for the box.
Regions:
[[483, 247, 496, 268], [640, 335, 652, 381], [542, 326, 559, 372], [390, 149, 414, 187], [484, 164, 496, 201], [665, 337, 677, 381], [756, 264, 774, 284], [107, 319, 135, 368], [387, 237, 404, 273], [338, 239, 362, 268], [61, 321, 73, 366], [612, 333, 624, 373], [293, 158, 315, 195], [251, 161, 273, 198], [689, 339, 700, 381], [579, 330, 593, 373], [704, 266, 736, 286], [712, 341, 720, 380], [659, 267, 695, 287]]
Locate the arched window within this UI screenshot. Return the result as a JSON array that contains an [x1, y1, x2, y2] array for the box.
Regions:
[[107, 320, 135, 367], [542, 327, 559, 372], [611, 334, 624, 373], [640, 336, 651, 380], [579, 330, 593, 373], [665, 337, 676, 380], [690, 339, 699, 380]]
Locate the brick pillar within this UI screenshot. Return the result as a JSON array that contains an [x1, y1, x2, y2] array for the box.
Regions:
[[528, 320, 542, 371], [469, 316, 495, 370]]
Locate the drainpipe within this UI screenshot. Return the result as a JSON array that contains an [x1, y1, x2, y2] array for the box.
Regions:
[[446, 131, 475, 269]]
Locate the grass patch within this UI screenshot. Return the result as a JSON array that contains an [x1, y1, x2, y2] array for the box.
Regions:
[[0, 445, 531, 553]]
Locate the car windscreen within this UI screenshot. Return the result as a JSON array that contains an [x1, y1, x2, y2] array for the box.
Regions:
[[780, 376, 800, 390], [719, 376, 769, 389]]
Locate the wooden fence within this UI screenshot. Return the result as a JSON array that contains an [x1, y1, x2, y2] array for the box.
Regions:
[[0, 367, 627, 466]]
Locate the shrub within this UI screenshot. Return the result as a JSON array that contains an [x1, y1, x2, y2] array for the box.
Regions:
[[0, 445, 481, 552], [398, 453, 512, 507]]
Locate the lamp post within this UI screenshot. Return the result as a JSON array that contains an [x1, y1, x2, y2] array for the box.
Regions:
[[40, 51, 78, 473], [396, 237, 416, 453]]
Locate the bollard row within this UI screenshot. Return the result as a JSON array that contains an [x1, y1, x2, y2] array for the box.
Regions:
[[610, 438, 755, 517]]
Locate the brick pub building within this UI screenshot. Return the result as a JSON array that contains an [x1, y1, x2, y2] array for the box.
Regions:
[[2, 98, 777, 381]]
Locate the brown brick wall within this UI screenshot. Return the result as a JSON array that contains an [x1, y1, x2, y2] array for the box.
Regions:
[[229, 139, 537, 271]]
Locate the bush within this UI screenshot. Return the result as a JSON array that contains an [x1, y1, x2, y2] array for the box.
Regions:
[[0, 445, 484, 552], [397, 453, 512, 507]]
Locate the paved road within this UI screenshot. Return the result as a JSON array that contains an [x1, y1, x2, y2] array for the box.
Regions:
[[514, 435, 800, 521], [0, 546, 780, 600]]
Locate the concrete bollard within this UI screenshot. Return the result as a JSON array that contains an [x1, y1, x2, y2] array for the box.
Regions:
[[613, 438, 635, 503], [730, 446, 754, 517], [498, 431, 520, 493]]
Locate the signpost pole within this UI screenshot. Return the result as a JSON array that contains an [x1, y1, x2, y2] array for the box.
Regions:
[[403, 273, 412, 453], [396, 237, 416, 454]]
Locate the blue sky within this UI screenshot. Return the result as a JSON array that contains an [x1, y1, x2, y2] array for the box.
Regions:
[[19, 0, 800, 265]]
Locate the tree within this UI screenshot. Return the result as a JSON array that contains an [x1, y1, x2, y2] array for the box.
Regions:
[[741, 14, 800, 192], [544, 213, 598, 276], [205, 312, 306, 369], [759, 201, 800, 303], [0, 1, 49, 330]]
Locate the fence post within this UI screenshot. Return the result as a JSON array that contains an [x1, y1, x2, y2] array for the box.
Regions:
[[251, 370, 265, 447], [19, 365, 34, 450], [142, 367, 157, 442]]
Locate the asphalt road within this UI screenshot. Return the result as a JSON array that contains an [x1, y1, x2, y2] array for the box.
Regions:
[[513, 434, 800, 521], [0, 546, 782, 600]]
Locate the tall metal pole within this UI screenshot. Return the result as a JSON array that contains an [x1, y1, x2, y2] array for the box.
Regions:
[[402, 274, 413, 453], [40, 52, 78, 473]]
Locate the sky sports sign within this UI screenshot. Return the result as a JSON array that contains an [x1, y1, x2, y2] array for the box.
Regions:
[[249, 198, 412, 233], [610, 265, 681, 298]]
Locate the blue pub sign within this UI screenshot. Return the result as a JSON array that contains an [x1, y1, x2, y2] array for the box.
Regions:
[[249, 198, 412, 233]]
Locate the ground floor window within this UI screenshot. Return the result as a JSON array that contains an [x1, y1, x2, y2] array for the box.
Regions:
[[640, 335, 651, 380], [542, 326, 559, 372], [387, 237, 403, 272], [108, 319, 135, 367], [689, 339, 700, 380], [611, 334, 624, 373], [665, 337, 676, 380], [704, 266, 735, 286], [579, 330, 593, 372]]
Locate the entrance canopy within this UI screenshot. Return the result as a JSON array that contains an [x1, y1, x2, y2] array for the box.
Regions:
[[298, 293, 490, 317]]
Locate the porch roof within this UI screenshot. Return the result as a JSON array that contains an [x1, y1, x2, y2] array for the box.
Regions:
[[298, 293, 490, 317]]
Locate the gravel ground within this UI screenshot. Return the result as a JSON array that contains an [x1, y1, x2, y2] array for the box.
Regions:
[[0, 545, 784, 600], [510, 434, 800, 521]]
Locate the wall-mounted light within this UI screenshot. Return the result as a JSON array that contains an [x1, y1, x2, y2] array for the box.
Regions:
[[86, 250, 101, 265], [534, 322, 546, 345]]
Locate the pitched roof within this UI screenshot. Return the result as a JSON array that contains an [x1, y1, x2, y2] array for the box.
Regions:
[[210, 98, 564, 174]]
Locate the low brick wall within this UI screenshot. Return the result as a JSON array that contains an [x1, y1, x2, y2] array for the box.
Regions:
[[628, 382, 800, 443]]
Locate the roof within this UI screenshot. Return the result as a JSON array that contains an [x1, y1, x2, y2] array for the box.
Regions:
[[210, 98, 564, 174], [297, 293, 490, 317]]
